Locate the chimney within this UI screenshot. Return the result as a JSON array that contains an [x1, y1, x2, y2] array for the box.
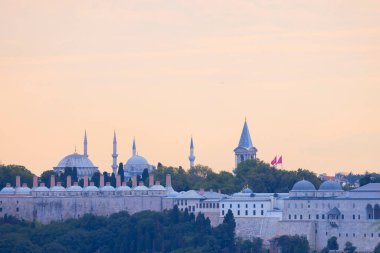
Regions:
[[100, 174, 104, 187], [16, 175, 21, 188], [116, 175, 121, 187], [33, 176, 38, 188], [199, 188, 204, 195], [50, 175, 55, 188], [122, 182, 127, 186], [139, 181, 144, 186], [90, 182, 95, 186], [83, 176, 89, 187], [132, 176, 137, 187], [149, 175, 154, 187], [66, 176, 72, 188], [166, 174, 172, 187], [155, 181, 160, 185]]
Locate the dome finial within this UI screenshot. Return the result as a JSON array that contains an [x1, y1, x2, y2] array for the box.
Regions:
[[74, 146, 77, 154]]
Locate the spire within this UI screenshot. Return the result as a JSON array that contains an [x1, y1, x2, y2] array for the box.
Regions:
[[132, 138, 136, 156], [189, 136, 195, 168], [84, 130, 88, 157], [112, 131, 118, 175], [237, 120, 253, 149]]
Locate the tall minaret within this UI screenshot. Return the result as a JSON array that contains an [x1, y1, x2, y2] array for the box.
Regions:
[[132, 138, 137, 156], [84, 130, 88, 157], [112, 131, 118, 174], [189, 137, 195, 168]]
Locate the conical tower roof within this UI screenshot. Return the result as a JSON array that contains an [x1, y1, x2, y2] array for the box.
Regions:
[[237, 120, 253, 149]]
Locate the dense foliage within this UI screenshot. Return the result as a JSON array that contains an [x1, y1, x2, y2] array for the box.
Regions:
[[153, 159, 321, 194], [344, 241, 356, 253], [0, 164, 35, 189], [327, 236, 339, 250], [0, 208, 262, 253], [275, 235, 310, 253]]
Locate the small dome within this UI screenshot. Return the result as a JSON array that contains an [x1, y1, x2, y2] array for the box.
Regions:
[[67, 185, 83, 192], [84, 185, 99, 192], [100, 185, 115, 192], [134, 185, 149, 191], [319, 180, 342, 191], [292, 180, 316, 191], [126, 155, 149, 165], [116, 185, 131, 191], [242, 187, 253, 194], [15, 186, 31, 194], [34, 185, 50, 192], [51, 185, 66, 192], [150, 185, 166, 191], [0, 185, 15, 194]]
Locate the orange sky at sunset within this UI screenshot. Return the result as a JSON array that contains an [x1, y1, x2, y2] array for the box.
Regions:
[[1, 1, 379, 176]]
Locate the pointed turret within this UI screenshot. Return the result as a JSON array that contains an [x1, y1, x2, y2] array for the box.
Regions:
[[112, 131, 118, 174], [84, 130, 88, 157], [189, 136, 195, 168], [234, 120, 257, 168], [132, 138, 136, 156]]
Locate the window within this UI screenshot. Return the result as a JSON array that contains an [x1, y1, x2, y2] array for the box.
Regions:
[[289, 214, 291, 220], [217, 203, 219, 208], [16, 207, 19, 212], [185, 200, 187, 205], [253, 210, 256, 215], [222, 210, 225, 215], [245, 210, 248, 215], [322, 214, 325, 220], [0, 208, 2, 212], [181, 200, 183, 205], [309, 214, 311, 219], [213, 203, 215, 208], [294, 214, 297, 219], [342, 214, 344, 219], [237, 210, 240, 216], [230, 204, 232, 208], [358, 215, 361, 220], [192, 206, 195, 212], [364, 233, 367, 237], [308, 205, 310, 208], [300, 215, 303, 220], [238, 204, 240, 208], [196, 203, 198, 208], [371, 233, 374, 237], [316, 214, 319, 219], [326, 232, 328, 236], [254, 204, 256, 208], [353, 215, 356, 220], [339, 233, 341, 237], [353, 233, 355, 237], [346, 233, 348, 237], [206, 203, 209, 208], [246, 204, 248, 208], [261, 210, 264, 215], [261, 204, 264, 208]]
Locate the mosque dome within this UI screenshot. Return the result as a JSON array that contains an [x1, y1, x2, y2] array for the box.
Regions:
[[126, 155, 149, 166], [291, 180, 316, 191], [150, 185, 166, 191], [134, 185, 149, 191], [319, 180, 342, 191], [0, 184, 15, 194], [84, 185, 99, 192], [51, 185, 66, 192], [34, 184, 50, 192], [116, 185, 131, 191], [100, 184, 115, 192], [54, 153, 98, 179], [242, 187, 253, 194]]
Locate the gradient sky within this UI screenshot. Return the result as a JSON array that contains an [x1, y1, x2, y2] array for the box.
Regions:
[[1, 1, 380, 176]]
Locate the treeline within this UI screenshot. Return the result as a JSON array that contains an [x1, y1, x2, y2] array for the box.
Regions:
[[152, 159, 321, 194], [0, 208, 264, 253]]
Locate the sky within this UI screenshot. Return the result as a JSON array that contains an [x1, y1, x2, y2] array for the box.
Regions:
[[0, 1, 379, 176]]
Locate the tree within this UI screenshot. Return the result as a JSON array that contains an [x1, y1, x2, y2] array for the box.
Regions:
[[40, 170, 58, 187], [277, 235, 309, 253], [91, 172, 101, 187], [327, 236, 339, 251], [0, 164, 35, 189], [344, 241, 356, 253], [141, 168, 149, 184], [375, 243, 380, 253], [117, 163, 125, 183]]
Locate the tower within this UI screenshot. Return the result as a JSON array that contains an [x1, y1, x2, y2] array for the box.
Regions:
[[112, 131, 118, 175], [84, 130, 88, 157], [189, 137, 195, 168], [132, 138, 136, 156], [234, 119, 257, 168]]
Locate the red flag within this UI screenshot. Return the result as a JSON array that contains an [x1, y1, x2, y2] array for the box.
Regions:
[[271, 156, 277, 166], [277, 156, 283, 164]]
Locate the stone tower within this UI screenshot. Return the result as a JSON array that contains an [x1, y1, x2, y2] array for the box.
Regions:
[[112, 131, 118, 175], [234, 120, 257, 168], [189, 137, 195, 168]]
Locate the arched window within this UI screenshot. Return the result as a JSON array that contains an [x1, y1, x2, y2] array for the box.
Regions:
[[374, 204, 380, 219], [240, 155, 244, 162], [366, 204, 374, 219]]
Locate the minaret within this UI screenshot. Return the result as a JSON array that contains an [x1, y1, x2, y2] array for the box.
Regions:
[[112, 131, 118, 174], [84, 130, 88, 157], [132, 138, 136, 156], [189, 137, 195, 168]]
